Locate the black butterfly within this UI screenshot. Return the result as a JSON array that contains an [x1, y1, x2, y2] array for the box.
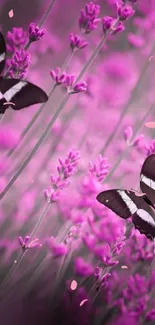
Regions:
[[96, 154, 155, 241], [0, 31, 48, 114]]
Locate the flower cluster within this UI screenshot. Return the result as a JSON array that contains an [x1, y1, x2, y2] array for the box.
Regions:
[[44, 149, 80, 203], [89, 154, 110, 182], [74, 257, 94, 276], [145, 139, 155, 156], [69, 33, 88, 51], [28, 22, 46, 42], [18, 236, 41, 251], [8, 48, 31, 78], [79, 2, 101, 34], [50, 67, 87, 93], [6, 27, 27, 54], [48, 236, 68, 258], [123, 125, 144, 150]]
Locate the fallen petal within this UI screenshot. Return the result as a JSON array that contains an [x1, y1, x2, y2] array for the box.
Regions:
[[121, 265, 128, 269], [8, 9, 14, 18], [80, 299, 88, 306], [145, 122, 155, 128], [70, 280, 77, 290]]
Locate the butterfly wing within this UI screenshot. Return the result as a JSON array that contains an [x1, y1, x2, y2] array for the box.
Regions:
[[97, 189, 155, 240], [96, 189, 141, 219], [132, 207, 155, 240], [0, 32, 6, 75], [140, 154, 155, 205], [0, 78, 48, 113]]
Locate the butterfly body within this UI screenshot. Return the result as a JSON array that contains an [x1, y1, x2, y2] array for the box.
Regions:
[[0, 31, 48, 113], [96, 154, 155, 241]]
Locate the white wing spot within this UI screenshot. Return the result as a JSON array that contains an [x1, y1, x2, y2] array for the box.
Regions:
[[117, 190, 138, 214], [137, 209, 155, 226], [141, 174, 155, 191], [4, 81, 27, 102]]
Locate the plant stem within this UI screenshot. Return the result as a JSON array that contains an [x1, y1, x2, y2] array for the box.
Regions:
[[29, 201, 51, 240], [38, 0, 57, 28], [0, 34, 106, 200], [5, 52, 75, 160], [0, 251, 25, 296], [104, 102, 154, 183], [100, 44, 155, 155], [6, 85, 56, 159]]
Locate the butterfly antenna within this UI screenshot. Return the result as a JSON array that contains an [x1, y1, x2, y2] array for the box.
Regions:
[[146, 238, 155, 278]]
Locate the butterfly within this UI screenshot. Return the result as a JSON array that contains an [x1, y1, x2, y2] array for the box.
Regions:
[[0, 31, 48, 114], [96, 154, 155, 241]]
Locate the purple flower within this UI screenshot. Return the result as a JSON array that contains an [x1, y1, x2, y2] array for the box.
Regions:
[[117, 4, 135, 21], [28, 22, 46, 42], [48, 237, 68, 258], [50, 67, 66, 85], [145, 139, 155, 156], [79, 2, 101, 34], [89, 155, 110, 182], [44, 149, 80, 203], [72, 82, 88, 94], [102, 16, 114, 33], [146, 309, 155, 321], [123, 126, 133, 142], [82, 233, 97, 250], [128, 33, 145, 48], [111, 21, 125, 34], [18, 236, 41, 251], [74, 257, 94, 276], [69, 33, 88, 51], [132, 134, 144, 147], [6, 27, 27, 53], [64, 74, 87, 93], [8, 49, 31, 79]]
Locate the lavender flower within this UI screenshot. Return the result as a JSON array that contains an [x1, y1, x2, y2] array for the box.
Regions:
[[74, 257, 94, 276], [102, 16, 114, 33], [69, 33, 88, 51], [6, 27, 27, 53], [64, 74, 88, 93], [123, 126, 133, 142], [50, 67, 66, 85], [18, 236, 41, 251], [28, 22, 46, 42], [145, 139, 155, 156], [89, 155, 110, 182], [8, 49, 31, 78], [50, 69, 87, 93], [44, 148, 80, 203], [48, 237, 68, 258], [102, 17, 125, 35], [79, 2, 101, 34], [117, 4, 135, 21]]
